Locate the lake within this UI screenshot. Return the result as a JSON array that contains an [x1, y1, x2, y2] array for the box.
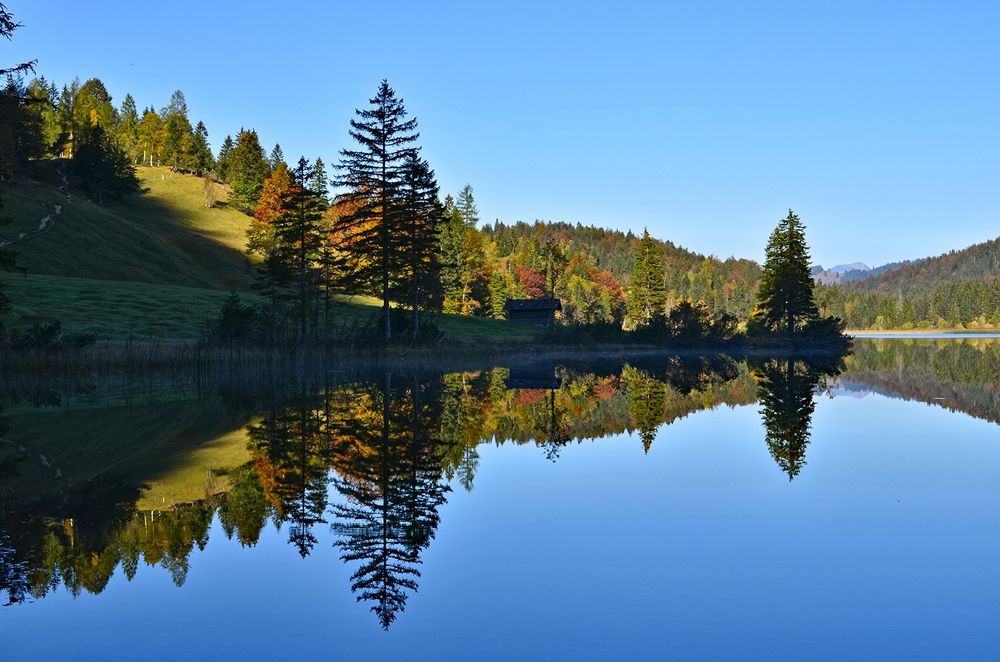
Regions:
[[2, 338, 999, 660]]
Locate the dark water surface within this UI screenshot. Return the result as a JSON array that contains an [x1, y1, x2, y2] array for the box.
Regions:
[[2, 338, 999, 660]]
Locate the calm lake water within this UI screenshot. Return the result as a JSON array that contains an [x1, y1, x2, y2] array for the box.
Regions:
[[2, 338, 999, 660]]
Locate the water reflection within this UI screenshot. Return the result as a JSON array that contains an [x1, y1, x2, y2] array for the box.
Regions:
[[4, 340, 999, 628], [750, 357, 844, 480]]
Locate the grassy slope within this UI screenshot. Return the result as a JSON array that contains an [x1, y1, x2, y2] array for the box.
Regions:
[[1, 166, 540, 342], [3, 167, 254, 289]]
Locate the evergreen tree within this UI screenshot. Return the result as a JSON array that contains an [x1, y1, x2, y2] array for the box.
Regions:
[[753, 359, 821, 480], [487, 268, 511, 319], [55, 82, 77, 157], [215, 134, 234, 181], [73, 123, 141, 204], [625, 229, 666, 328], [456, 183, 479, 227], [334, 80, 419, 341], [269, 143, 285, 170], [270, 157, 327, 339], [115, 94, 140, 164], [189, 120, 214, 175], [310, 156, 328, 205], [26, 77, 60, 157], [751, 209, 820, 335], [439, 196, 466, 314], [398, 152, 443, 337], [228, 128, 270, 214]]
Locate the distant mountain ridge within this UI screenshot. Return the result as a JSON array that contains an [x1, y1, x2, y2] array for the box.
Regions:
[[813, 259, 920, 286], [812, 262, 871, 285]]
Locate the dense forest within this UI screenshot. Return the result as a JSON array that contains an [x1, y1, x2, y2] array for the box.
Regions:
[[816, 237, 1000, 329]]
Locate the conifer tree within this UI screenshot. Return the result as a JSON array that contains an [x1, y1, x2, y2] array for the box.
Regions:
[[228, 128, 270, 214], [310, 156, 328, 205], [334, 80, 419, 341], [487, 269, 511, 319], [189, 120, 214, 175], [271, 157, 326, 338], [439, 196, 466, 314], [73, 123, 141, 204], [751, 209, 820, 335], [115, 94, 140, 164], [269, 143, 285, 170], [456, 183, 479, 227], [398, 152, 443, 337], [215, 134, 234, 181], [625, 229, 666, 328]]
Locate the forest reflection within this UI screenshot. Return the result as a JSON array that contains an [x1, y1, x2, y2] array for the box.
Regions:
[[8, 342, 996, 626]]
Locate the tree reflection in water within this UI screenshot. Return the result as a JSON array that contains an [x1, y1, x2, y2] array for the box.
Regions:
[[751, 356, 846, 480], [0, 350, 868, 627]]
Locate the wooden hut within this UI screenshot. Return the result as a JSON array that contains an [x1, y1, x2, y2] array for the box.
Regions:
[[504, 298, 562, 326]]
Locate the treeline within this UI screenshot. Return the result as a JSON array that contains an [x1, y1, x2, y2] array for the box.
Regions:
[[818, 278, 1000, 330], [3, 75, 214, 176]]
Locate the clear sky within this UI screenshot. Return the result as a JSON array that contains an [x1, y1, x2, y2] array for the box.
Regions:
[[8, 1, 999, 267]]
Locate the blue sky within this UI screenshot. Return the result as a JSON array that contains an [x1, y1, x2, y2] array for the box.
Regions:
[[9, 1, 999, 267]]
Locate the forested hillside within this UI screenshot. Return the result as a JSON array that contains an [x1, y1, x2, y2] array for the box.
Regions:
[[847, 237, 1000, 296], [818, 237, 1000, 329], [471, 219, 761, 323]]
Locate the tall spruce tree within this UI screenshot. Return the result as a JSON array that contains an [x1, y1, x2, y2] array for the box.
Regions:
[[115, 94, 140, 163], [269, 143, 285, 170], [215, 134, 234, 181], [456, 183, 479, 227], [310, 156, 328, 205], [334, 80, 419, 341], [439, 195, 466, 314], [189, 120, 214, 175], [625, 229, 666, 328], [752, 209, 820, 335], [270, 157, 326, 339], [73, 123, 141, 204], [228, 128, 270, 214], [398, 152, 443, 338]]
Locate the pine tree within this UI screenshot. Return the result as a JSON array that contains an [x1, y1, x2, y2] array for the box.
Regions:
[[73, 123, 141, 204], [487, 268, 511, 319], [439, 196, 466, 314], [456, 183, 479, 227], [115, 93, 140, 164], [271, 157, 326, 339], [310, 156, 328, 205], [189, 120, 214, 175], [398, 152, 443, 337], [751, 209, 820, 335], [228, 128, 270, 214], [334, 80, 420, 341], [215, 134, 234, 182], [625, 229, 666, 328], [269, 143, 285, 170]]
